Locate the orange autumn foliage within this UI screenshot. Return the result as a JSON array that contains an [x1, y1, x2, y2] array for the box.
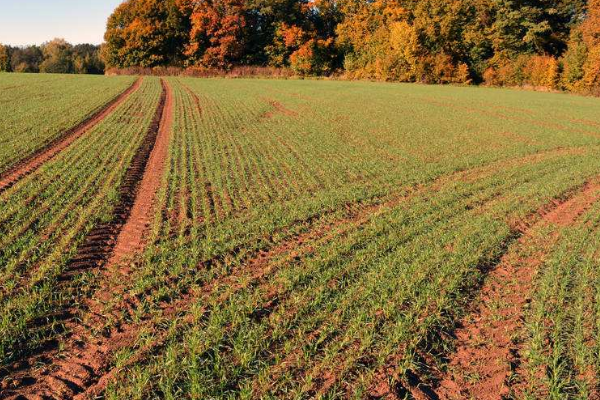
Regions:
[[289, 38, 335, 75], [180, 0, 247, 68], [101, 0, 600, 93], [581, 0, 600, 89], [103, 0, 187, 68]]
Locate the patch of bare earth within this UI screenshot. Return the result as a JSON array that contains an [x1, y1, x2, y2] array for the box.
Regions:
[[21, 147, 587, 399], [261, 98, 298, 119], [110, 78, 173, 268], [81, 181, 423, 400], [0, 78, 142, 194], [433, 180, 600, 400], [0, 79, 170, 400]]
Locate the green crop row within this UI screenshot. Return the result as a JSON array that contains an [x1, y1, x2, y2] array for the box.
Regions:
[[521, 196, 600, 400], [0, 73, 135, 174]]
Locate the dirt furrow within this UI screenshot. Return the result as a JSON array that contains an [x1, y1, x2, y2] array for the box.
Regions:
[[0, 78, 142, 195], [78, 186, 417, 400], [109, 78, 173, 268], [0, 79, 169, 400], [363, 179, 600, 400], [64, 172, 429, 399], [433, 179, 600, 400]]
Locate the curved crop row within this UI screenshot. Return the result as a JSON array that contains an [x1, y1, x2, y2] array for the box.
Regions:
[[78, 79, 600, 399]]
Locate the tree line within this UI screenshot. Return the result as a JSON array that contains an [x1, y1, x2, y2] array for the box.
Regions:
[[101, 0, 600, 92], [0, 39, 104, 74], [2, 0, 599, 93]]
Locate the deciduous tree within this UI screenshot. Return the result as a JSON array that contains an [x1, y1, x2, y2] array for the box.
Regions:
[[0, 44, 10, 72], [562, 28, 588, 89], [40, 38, 74, 74], [95, 0, 600, 91], [10, 45, 43, 73], [180, 0, 247, 67], [103, 0, 189, 68], [73, 44, 105, 74], [581, 0, 600, 88]]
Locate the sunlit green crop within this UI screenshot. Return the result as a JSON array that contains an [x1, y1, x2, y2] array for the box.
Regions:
[[0, 73, 135, 174], [2, 75, 600, 398]]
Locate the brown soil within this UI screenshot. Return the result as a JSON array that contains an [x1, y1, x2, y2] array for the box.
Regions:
[[0, 79, 169, 400], [264, 98, 298, 118], [0, 78, 142, 194], [433, 180, 600, 400], [181, 80, 203, 115], [76, 149, 598, 399], [82, 184, 417, 400], [109, 78, 173, 267]]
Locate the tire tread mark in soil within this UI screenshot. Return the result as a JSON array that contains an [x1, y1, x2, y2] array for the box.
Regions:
[[0, 79, 169, 400], [109, 77, 174, 268], [0, 78, 143, 194], [80, 187, 417, 400], [365, 178, 600, 400], [1, 134, 588, 399], [431, 179, 600, 400]]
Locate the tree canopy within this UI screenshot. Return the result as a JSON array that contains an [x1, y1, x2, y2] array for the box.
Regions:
[[100, 0, 600, 91], [0, 40, 104, 74], [1, 0, 598, 92]]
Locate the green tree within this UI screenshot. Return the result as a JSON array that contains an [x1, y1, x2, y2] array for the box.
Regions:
[[40, 38, 74, 74], [562, 27, 588, 89], [0, 44, 10, 72], [102, 0, 189, 68], [73, 44, 104, 74], [95, 0, 599, 90], [10, 45, 43, 73], [488, 0, 585, 63]]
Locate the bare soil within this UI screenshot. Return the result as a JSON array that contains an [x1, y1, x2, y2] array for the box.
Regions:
[[110, 78, 173, 267], [264, 98, 298, 118], [2, 141, 590, 399]]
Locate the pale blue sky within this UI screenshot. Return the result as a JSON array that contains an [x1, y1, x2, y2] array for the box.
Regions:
[[0, 1, 124, 46]]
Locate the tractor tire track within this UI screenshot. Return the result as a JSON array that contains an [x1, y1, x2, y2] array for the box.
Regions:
[[363, 179, 600, 400], [74, 148, 594, 399], [433, 179, 600, 400], [0, 79, 169, 400], [63, 169, 438, 399], [0, 78, 142, 194], [79, 186, 418, 400], [109, 78, 173, 268]]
